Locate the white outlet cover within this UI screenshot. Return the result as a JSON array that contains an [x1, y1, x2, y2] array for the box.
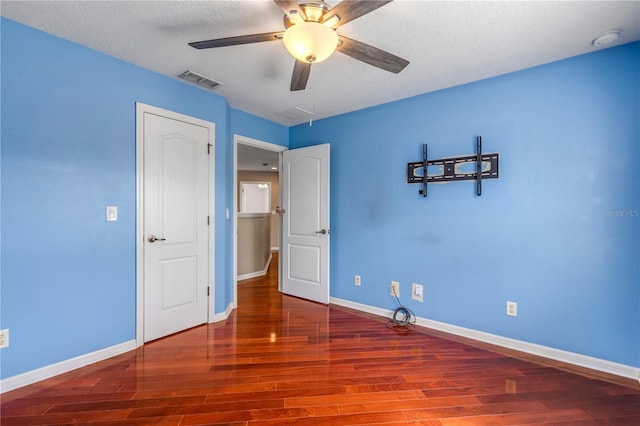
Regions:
[[391, 281, 400, 296], [0, 329, 9, 349]]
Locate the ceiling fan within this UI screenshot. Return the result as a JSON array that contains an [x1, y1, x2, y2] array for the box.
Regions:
[[188, 0, 409, 91]]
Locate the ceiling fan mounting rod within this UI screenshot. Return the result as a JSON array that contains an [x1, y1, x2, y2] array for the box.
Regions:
[[299, 2, 328, 22]]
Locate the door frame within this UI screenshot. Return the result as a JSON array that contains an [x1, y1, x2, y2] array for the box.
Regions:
[[233, 134, 286, 309], [135, 102, 215, 347]]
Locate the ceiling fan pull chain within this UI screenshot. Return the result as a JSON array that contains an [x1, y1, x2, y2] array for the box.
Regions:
[[310, 69, 315, 126]]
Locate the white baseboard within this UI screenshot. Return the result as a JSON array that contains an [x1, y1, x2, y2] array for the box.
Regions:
[[6, 302, 239, 392], [210, 303, 235, 323], [271, 246, 279, 252], [237, 253, 272, 281], [330, 297, 640, 383], [332, 297, 394, 319], [0, 340, 137, 394]]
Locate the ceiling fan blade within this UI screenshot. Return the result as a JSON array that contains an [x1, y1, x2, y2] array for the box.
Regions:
[[324, 0, 393, 27], [337, 35, 409, 73], [274, 0, 307, 20], [291, 61, 311, 91], [189, 31, 284, 49]]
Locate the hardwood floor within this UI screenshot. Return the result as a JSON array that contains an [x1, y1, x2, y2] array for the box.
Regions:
[[2, 254, 640, 425]]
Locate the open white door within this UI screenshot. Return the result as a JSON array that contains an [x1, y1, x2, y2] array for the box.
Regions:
[[281, 144, 330, 304]]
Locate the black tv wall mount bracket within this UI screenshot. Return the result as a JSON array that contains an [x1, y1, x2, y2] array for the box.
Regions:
[[406, 136, 499, 197]]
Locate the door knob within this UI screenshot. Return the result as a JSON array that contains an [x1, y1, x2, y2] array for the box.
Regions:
[[315, 229, 327, 235], [147, 235, 166, 243]]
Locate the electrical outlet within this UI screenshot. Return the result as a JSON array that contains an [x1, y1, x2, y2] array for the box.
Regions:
[[412, 283, 424, 302], [506, 301, 517, 317], [0, 329, 9, 349], [390, 281, 400, 297], [354, 275, 361, 286]]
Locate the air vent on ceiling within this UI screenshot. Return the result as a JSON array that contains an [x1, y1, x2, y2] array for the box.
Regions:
[[178, 70, 223, 90], [276, 107, 314, 121]]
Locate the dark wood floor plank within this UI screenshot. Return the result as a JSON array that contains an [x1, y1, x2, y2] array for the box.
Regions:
[[126, 397, 284, 419], [224, 385, 349, 398], [44, 395, 207, 414], [72, 416, 185, 426], [0, 402, 53, 417], [179, 405, 341, 425], [2, 252, 640, 424], [436, 408, 593, 425], [0, 408, 133, 425], [336, 396, 483, 414], [402, 400, 553, 420], [285, 389, 428, 408]]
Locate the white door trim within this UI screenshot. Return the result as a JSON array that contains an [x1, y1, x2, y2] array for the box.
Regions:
[[233, 134, 286, 310], [135, 102, 215, 347]]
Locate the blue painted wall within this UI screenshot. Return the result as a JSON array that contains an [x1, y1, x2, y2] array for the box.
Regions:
[[290, 42, 640, 367], [0, 18, 287, 380], [230, 109, 289, 147]]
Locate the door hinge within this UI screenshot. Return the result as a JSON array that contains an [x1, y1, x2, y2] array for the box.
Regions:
[[207, 215, 210, 225], [207, 143, 212, 155], [207, 286, 210, 296]]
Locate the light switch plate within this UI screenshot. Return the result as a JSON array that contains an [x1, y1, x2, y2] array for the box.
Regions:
[[412, 283, 424, 302], [106, 206, 118, 222]]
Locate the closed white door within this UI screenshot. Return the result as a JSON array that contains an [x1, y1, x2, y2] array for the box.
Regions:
[[142, 111, 210, 342], [281, 144, 330, 304]]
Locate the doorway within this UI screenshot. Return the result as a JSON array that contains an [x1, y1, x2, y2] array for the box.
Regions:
[[233, 135, 286, 309]]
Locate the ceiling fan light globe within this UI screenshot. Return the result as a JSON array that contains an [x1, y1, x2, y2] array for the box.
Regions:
[[283, 22, 338, 64]]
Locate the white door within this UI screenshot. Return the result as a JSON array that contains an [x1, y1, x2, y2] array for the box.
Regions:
[[142, 111, 210, 342], [281, 144, 330, 304]]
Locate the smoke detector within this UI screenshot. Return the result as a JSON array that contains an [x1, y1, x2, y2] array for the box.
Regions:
[[591, 29, 621, 48]]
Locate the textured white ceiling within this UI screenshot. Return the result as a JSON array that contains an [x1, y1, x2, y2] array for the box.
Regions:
[[2, 1, 639, 126]]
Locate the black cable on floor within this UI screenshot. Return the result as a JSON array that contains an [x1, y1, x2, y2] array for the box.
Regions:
[[386, 291, 416, 333]]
